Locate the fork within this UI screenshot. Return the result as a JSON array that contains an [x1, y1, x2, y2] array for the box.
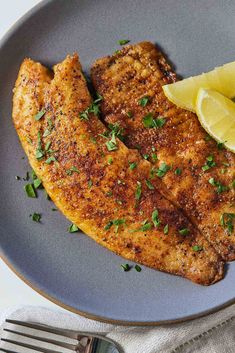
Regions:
[[0, 319, 121, 353]]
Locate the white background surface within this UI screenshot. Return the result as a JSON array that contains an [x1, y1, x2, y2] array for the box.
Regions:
[[0, 0, 64, 312]]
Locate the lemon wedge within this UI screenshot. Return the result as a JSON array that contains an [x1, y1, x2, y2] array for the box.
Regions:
[[163, 61, 235, 112], [196, 88, 235, 152]]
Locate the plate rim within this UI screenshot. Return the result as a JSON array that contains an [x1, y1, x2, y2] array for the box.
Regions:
[[1, 253, 235, 326], [0, 0, 234, 325]]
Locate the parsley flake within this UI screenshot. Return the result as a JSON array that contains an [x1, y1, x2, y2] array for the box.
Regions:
[[135, 181, 142, 201], [175, 168, 182, 176], [135, 265, 142, 272], [152, 209, 160, 227], [220, 213, 235, 234], [118, 39, 130, 45], [34, 109, 46, 121], [104, 219, 126, 232], [33, 178, 42, 189], [208, 178, 228, 193], [121, 263, 130, 271], [202, 155, 216, 171], [31, 213, 41, 222], [192, 245, 203, 252], [164, 224, 169, 235], [68, 224, 80, 233], [129, 161, 137, 170], [145, 179, 154, 190], [108, 157, 113, 165], [143, 113, 165, 128], [66, 166, 80, 175], [45, 156, 56, 164], [156, 163, 170, 178], [138, 96, 150, 107], [24, 184, 37, 198], [179, 228, 190, 236]]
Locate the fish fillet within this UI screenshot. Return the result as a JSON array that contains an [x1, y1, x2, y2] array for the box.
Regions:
[[91, 41, 235, 261], [12, 54, 223, 284]]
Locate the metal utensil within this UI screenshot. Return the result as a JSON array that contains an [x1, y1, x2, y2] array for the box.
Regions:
[[0, 319, 121, 353]]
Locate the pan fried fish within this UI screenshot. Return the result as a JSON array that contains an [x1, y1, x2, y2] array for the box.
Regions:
[[12, 54, 223, 284], [91, 41, 235, 261]]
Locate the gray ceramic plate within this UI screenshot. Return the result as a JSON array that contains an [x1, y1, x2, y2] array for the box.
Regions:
[[0, 0, 234, 325]]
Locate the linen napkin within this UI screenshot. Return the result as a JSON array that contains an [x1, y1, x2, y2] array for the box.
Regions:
[[0, 304, 234, 353]]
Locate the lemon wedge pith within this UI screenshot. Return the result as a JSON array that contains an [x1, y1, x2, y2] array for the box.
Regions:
[[163, 61, 235, 112], [196, 88, 235, 153]]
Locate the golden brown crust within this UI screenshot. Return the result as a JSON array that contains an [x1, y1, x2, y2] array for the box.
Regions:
[[12, 54, 223, 284], [91, 41, 235, 261]]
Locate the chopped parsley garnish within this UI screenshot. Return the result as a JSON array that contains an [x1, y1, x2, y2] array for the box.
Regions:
[[145, 179, 154, 190], [135, 181, 142, 201], [142, 113, 166, 128], [192, 245, 203, 252], [108, 157, 113, 165], [220, 213, 235, 234], [79, 95, 103, 120], [179, 228, 190, 236], [118, 39, 130, 45], [15, 176, 20, 180], [104, 221, 113, 231], [31, 213, 41, 222], [217, 141, 226, 150], [156, 162, 170, 178], [127, 111, 133, 118], [34, 109, 46, 121], [143, 154, 149, 160], [135, 265, 142, 272], [164, 224, 169, 235], [129, 161, 137, 170], [138, 96, 150, 107], [45, 156, 56, 164], [66, 166, 80, 175], [140, 221, 152, 231], [45, 141, 51, 151], [152, 209, 160, 227], [121, 263, 130, 271], [51, 208, 57, 211], [208, 178, 228, 193], [43, 118, 54, 137], [106, 133, 118, 151], [26, 136, 33, 145], [202, 155, 216, 171], [175, 168, 182, 176], [104, 219, 126, 232], [232, 180, 235, 188], [33, 178, 42, 189], [24, 184, 37, 198], [35, 132, 45, 160], [68, 224, 79, 233], [108, 123, 125, 141], [151, 153, 158, 162], [88, 180, 93, 188]]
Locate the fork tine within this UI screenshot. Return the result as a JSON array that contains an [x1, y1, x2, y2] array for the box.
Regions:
[[1, 338, 62, 353], [5, 320, 77, 340], [3, 329, 76, 351]]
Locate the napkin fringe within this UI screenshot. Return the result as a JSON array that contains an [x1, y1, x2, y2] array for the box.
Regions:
[[171, 316, 235, 353]]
